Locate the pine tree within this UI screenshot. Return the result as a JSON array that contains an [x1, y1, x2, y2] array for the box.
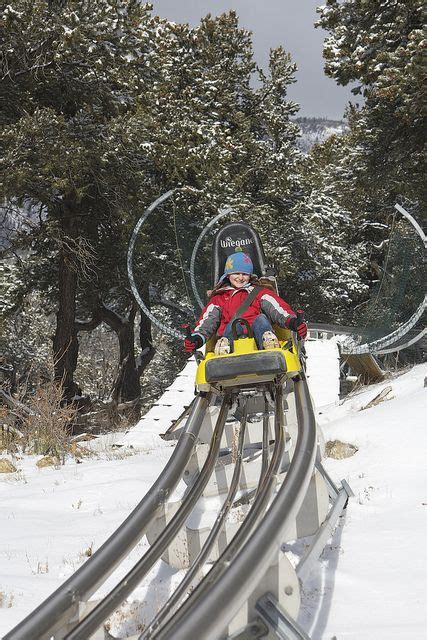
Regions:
[[1, 1, 164, 398], [1, 5, 305, 397], [317, 0, 425, 205], [2, 2, 373, 405], [312, 0, 425, 324]]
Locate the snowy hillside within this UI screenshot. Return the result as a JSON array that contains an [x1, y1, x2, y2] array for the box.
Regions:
[[298, 362, 427, 639], [296, 117, 346, 153], [1, 352, 426, 639]]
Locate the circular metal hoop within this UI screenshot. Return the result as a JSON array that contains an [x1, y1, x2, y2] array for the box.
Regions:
[[189, 207, 233, 310], [126, 189, 186, 340]]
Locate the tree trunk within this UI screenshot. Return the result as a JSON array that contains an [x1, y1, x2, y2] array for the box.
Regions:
[[117, 304, 140, 402], [137, 281, 155, 375], [53, 208, 80, 399], [76, 292, 155, 404], [100, 303, 141, 402]]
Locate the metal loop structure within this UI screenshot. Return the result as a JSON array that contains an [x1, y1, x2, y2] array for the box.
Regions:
[[126, 189, 185, 339], [343, 295, 426, 355], [342, 203, 426, 355], [127, 193, 425, 354], [189, 207, 233, 309]]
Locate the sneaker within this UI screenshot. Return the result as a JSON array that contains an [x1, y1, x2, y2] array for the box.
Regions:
[[262, 331, 279, 350], [215, 337, 231, 356]]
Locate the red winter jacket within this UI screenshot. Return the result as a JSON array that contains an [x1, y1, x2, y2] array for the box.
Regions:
[[193, 284, 295, 341]]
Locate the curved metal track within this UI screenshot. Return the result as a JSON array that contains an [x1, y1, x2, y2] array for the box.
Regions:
[[375, 326, 426, 354], [4, 366, 347, 640], [65, 395, 231, 640], [4, 393, 210, 640], [189, 207, 232, 310], [343, 204, 426, 355], [344, 294, 426, 355], [141, 402, 249, 639], [152, 384, 288, 640], [152, 381, 316, 640]]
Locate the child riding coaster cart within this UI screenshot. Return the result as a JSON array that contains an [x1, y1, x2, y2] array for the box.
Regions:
[[184, 249, 307, 356]]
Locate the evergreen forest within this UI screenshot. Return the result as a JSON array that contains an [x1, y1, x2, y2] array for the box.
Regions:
[[1, 1, 425, 437]]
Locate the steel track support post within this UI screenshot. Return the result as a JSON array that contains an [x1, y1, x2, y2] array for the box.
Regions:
[[315, 456, 340, 501], [227, 617, 270, 639], [296, 476, 353, 583], [59, 601, 104, 640], [255, 593, 311, 640]]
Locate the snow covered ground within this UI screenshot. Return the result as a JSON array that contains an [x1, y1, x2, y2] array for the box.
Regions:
[[0, 345, 426, 639], [298, 359, 427, 639]]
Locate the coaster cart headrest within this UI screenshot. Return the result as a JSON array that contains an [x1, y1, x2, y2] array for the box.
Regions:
[[212, 221, 277, 289]]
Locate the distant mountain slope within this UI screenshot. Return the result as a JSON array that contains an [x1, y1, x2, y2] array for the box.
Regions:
[[295, 116, 346, 153]]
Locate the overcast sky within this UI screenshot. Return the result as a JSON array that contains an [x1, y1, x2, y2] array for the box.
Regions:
[[152, 0, 356, 120]]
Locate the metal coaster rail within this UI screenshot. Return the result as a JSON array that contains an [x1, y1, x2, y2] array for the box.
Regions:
[[151, 384, 288, 640], [140, 401, 249, 639], [64, 394, 231, 640], [151, 381, 315, 640], [3, 393, 211, 640], [5, 360, 345, 640]]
